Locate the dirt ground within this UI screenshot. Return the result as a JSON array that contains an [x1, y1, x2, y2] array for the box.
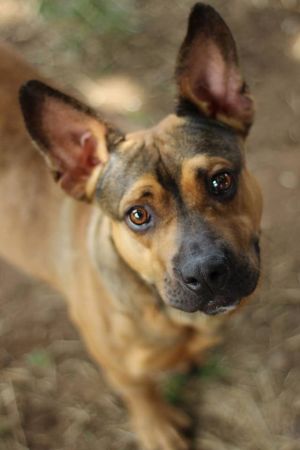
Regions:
[[0, 1, 300, 449]]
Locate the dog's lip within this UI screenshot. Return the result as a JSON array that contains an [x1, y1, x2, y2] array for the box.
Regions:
[[200, 296, 240, 315], [167, 292, 240, 315]]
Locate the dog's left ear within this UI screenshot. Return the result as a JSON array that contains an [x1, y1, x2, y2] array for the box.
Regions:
[[19, 80, 123, 201], [176, 3, 254, 135]]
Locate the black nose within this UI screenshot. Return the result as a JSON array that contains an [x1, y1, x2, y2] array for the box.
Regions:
[[179, 255, 229, 294]]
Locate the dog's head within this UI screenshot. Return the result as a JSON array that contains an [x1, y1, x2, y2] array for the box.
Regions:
[[20, 3, 262, 316]]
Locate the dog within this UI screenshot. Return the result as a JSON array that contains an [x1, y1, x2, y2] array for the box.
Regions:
[[0, 3, 262, 450]]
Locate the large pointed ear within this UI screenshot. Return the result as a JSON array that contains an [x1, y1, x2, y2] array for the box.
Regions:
[[19, 80, 124, 201], [176, 3, 254, 136]]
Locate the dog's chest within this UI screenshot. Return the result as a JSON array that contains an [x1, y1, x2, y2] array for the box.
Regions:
[[108, 303, 221, 378]]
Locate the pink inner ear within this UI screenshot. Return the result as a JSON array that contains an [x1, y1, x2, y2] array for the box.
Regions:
[[42, 96, 100, 172], [56, 129, 100, 199], [188, 41, 243, 116], [179, 36, 254, 132], [191, 46, 227, 108], [24, 86, 110, 200], [78, 130, 101, 169]]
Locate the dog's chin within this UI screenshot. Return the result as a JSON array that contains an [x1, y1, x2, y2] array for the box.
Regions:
[[168, 295, 240, 316], [199, 296, 240, 316]]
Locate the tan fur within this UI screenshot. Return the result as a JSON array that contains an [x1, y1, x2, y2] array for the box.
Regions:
[[0, 42, 261, 450]]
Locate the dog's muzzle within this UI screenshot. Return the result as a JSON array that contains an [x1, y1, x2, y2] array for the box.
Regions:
[[164, 238, 260, 315]]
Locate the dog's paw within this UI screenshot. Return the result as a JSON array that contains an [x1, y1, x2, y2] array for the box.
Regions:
[[132, 402, 191, 450]]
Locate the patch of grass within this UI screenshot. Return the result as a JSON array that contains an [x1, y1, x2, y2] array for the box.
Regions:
[[163, 355, 229, 404], [38, 0, 138, 37], [163, 373, 189, 405], [193, 354, 229, 380], [26, 349, 53, 368]]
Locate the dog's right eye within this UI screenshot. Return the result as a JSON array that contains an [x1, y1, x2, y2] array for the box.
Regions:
[[125, 205, 153, 231]]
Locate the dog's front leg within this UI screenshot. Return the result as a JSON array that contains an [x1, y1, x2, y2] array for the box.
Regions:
[[106, 370, 191, 450], [72, 313, 191, 450], [68, 288, 191, 450]]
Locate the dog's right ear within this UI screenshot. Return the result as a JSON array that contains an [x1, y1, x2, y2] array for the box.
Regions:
[[176, 3, 254, 136], [19, 80, 124, 201]]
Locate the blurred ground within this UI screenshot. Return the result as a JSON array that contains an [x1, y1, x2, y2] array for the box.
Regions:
[[0, 1, 300, 449]]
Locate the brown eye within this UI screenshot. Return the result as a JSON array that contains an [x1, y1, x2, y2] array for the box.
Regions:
[[126, 205, 153, 231], [208, 171, 236, 199], [130, 207, 149, 225]]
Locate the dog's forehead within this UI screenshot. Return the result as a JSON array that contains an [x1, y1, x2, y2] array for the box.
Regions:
[[161, 115, 242, 162], [123, 114, 243, 175]]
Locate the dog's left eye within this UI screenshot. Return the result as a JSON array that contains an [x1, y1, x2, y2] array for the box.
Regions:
[[207, 171, 237, 200], [125, 205, 153, 231]]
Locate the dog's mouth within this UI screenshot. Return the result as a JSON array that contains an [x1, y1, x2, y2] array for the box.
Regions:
[[166, 291, 241, 316], [197, 295, 240, 315]]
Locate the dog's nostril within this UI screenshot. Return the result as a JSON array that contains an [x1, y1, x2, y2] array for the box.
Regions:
[[206, 263, 228, 289], [209, 268, 223, 283], [179, 267, 202, 291], [184, 276, 199, 287]]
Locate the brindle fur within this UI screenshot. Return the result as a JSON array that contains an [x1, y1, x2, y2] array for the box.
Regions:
[[0, 4, 262, 450]]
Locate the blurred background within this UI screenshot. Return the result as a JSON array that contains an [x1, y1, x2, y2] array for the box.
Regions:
[[0, 1, 299, 449]]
